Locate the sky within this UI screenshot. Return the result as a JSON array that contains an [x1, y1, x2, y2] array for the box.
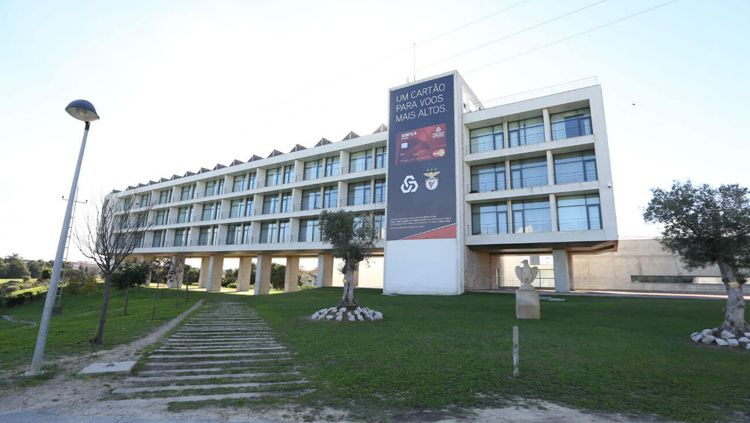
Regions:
[[1, 0, 749, 262]]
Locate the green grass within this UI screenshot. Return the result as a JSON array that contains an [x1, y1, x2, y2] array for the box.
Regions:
[[243, 288, 750, 423], [0, 285, 208, 375]]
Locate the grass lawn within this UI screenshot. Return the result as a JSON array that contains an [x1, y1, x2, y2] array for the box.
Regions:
[[0, 285, 208, 375], [243, 288, 749, 423]]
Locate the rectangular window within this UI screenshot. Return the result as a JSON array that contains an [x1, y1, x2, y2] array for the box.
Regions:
[[512, 199, 551, 233], [325, 156, 341, 177], [510, 157, 548, 189], [259, 221, 276, 244], [262, 194, 279, 214], [139, 193, 150, 207], [283, 165, 294, 184], [557, 194, 601, 231], [374, 147, 387, 168], [198, 227, 209, 245], [278, 220, 290, 243], [155, 210, 167, 226], [347, 182, 371, 206], [173, 228, 188, 247], [373, 212, 385, 240], [248, 172, 256, 189], [323, 186, 338, 208], [242, 224, 252, 244], [177, 206, 191, 223], [349, 150, 372, 173], [226, 224, 241, 245], [232, 175, 246, 192], [214, 203, 221, 220], [373, 179, 386, 203], [280, 192, 292, 213], [229, 199, 243, 218], [469, 125, 504, 153], [470, 163, 506, 193], [554, 150, 597, 184], [265, 167, 281, 187], [298, 218, 321, 242], [551, 108, 592, 140], [471, 203, 509, 235], [508, 116, 544, 147], [151, 230, 165, 248], [217, 179, 225, 195], [301, 188, 321, 210], [201, 203, 214, 221], [204, 181, 216, 197], [158, 189, 170, 204], [180, 185, 194, 201], [304, 159, 323, 180], [244, 198, 254, 216]]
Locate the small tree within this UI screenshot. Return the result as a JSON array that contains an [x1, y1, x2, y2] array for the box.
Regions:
[[111, 261, 149, 315], [77, 195, 149, 344], [644, 181, 749, 335], [319, 210, 377, 309]]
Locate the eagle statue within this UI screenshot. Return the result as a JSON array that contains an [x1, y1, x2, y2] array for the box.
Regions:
[[514, 259, 539, 290]]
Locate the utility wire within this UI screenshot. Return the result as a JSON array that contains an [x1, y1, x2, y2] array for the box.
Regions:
[[466, 0, 682, 74], [419, 0, 610, 71]]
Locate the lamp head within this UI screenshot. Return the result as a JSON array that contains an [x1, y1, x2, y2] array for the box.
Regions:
[[65, 99, 99, 122]]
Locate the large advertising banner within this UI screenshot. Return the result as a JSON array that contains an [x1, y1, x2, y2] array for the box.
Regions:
[[386, 74, 457, 241]]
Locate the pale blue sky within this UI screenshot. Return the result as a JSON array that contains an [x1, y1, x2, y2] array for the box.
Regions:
[[1, 0, 748, 261]]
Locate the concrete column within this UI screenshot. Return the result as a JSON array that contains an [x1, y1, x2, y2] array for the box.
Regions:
[[338, 181, 348, 207], [504, 160, 511, 190], [207, 255, 224, 292], [339, 150, 350, 175], [553, 249, 571, 292], [237, 256, 253, 292], [502, 121, 509, 149], [198, 257, 210, 289], [284, 256, 300, 292], [543, 108, 552, 142], [316, 253, 334, 287], [549, 194, 559, 232], [546, 150, 555, 185], [506, 199, 513, 233], [254, 254, 272, 295]]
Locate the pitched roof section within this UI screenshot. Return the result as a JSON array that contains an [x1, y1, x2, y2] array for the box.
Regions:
[[197, 167, 210, 174], [159, 178, 168, 183], [267, 149, 283, 158], [230, 159, 244, 166], [372, 123, 388, 134], [342, 131, 359, 141], [184, 171, 195, 177], [171, 174, 182, 180], [289, 144, 306, 153], [213, 163, 226, 170], [314, 138, 331, 147], [248, 155, 263, 162]]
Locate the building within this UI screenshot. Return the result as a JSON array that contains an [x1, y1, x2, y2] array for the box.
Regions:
[[110, 71, 728, 295]]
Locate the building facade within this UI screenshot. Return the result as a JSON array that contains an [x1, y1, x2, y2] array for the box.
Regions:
[[112, 71, 624, 294]]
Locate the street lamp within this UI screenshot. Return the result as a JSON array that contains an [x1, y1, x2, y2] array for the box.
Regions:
[[29, 100, 99, 375]]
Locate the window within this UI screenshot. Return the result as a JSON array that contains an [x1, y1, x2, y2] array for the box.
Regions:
[[158, 189, 171, 204], [469, 125, 504, 153], [347, 181, 371, 206], [551, 108, 592, 140], [374, 147, 387, 168], [248, 172, 256, 189], [232, 175, 246, 192], [259, 221, 277, 244], [265, 167, 281, 187], [280, 192, 292, 213], [262, 194, 279, 214], [139, 193, 150, 207], [283, 165, 294, 184], [229, 199, 243, 218], [373, 179, 386, 203], [123, 197, 133, 209], [301, 188, 321, 210], [304, 159, 323, 180], [557, 194, 601, 231], [278, 220, 290, 242], [298, 218, 321, 242], [242, 224, 252, 244], [508, 116, 544, 147], [471, 203, 509, 235], [554, 150, 597, 184], [217, 179, 225, 195], [201, 203, 215, 221], [151, 230, 165, 248], [325, 156, 340, 177], [180, 185, 195, 201], [155, 210, 168, 226], [349, 150, 372, 173], [510, 157, 548, 188], [323, 186, 338, 208], [512, 199, 551, 233], [373, 212, 385, 239], [198, 227, 210, 245], [470, 163, 505, 192], [204, 181, 216, 197], [226, 224, 241, 245], [177, 206, 192, 223], [173, 228, 189, 247], [244, 198, 254, 216]]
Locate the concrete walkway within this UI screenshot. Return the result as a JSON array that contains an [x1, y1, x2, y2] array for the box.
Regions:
[[468, 288, 750, 301]]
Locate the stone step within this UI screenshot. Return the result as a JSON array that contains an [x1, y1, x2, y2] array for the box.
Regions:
[[113, 380, 307, 395], [149, 351, 290, 360], [152, 347, 285, 355], [159, 345, 282, 351], [125, 371, 300, 383], [163, 340, 278, 345], [144, 356, 292, 366], [112, 390, 312, 403], [137, 362, 293, 375]]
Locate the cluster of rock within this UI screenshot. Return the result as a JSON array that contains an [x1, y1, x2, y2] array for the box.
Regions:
[[690, 328, 750, 349], [309, 306, 383, 322]]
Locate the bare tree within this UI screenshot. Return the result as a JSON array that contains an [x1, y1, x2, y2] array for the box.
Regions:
[[77, 194, 150, 345]]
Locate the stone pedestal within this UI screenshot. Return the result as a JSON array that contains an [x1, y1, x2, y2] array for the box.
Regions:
[[516, 288, 540, 320]]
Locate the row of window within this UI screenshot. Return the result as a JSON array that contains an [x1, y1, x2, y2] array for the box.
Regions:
[[469, 108, 592, 153], [469, 150, 596, 193], [471, 194, 602, 235]]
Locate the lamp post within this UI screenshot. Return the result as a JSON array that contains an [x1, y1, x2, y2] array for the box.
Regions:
[[29, 100, 99, 375]]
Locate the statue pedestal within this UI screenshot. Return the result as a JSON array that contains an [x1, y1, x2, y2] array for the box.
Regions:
[[516, 288, 540, 320]]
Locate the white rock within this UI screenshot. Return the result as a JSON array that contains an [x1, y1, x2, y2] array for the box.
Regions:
[[365, 314, 374, 321], [326, 315, 334, 320], [373, 311, 383, 321], [311, 313, 319, 320], [347, 314, 355, 322], [339, 307, 346, 313], [690, 333, 703, 342], [744, 332, 750, 338], [746, 343, 750, 350], [727, 339, 739, 347], [701, 335, 716, 344], [715, 338, 729, 346], [738, 337, 750, 344], [701, 329, 713, 336], [720, 330, 736, 339], [335, 315, 343, 321], [356, 314, 364, 321]]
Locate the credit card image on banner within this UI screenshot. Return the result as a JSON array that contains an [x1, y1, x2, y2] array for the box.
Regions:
[[395, 123, 447, 166]]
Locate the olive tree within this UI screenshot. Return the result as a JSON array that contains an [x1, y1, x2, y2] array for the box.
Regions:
[[644, 181, 749, 335], [319, 210, 377, 309]]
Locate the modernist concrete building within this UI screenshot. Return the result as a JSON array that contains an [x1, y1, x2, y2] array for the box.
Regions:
[[111, 72, 726, 295]]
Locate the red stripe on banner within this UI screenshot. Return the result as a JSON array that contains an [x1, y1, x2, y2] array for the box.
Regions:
[[404, 224, 456, 240]]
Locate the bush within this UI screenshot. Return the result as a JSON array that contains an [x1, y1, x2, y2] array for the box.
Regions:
[[64, 271, 98, 295]]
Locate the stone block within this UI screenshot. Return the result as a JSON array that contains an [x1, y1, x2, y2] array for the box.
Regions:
[[516, 289, 540, 320], [79, 361, 136, 375]]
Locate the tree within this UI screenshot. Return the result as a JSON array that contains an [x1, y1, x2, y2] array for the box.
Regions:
[[319, 210, 377, 309], [644, 181, 750, 335], [111, 261, 149, 315], [271, 263, 286, 290], [222, 268, 238, 287], [2, 254, 30, 279], [76, 195, 150, 344], [183, 265, 199, 285]]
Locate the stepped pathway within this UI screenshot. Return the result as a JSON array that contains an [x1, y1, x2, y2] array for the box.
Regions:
[[111, 302, 308, 404]]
